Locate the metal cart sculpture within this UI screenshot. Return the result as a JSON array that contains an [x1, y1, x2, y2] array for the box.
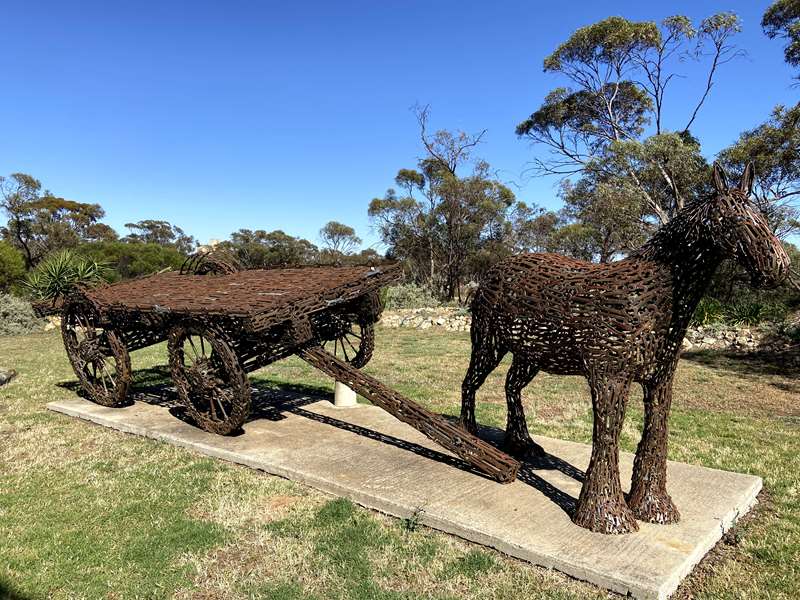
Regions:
[[59, 259, 519, 484], [460, 163, 791, 534]]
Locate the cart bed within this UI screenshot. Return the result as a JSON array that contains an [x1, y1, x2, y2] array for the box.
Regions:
[[84, 264, 402, 332]]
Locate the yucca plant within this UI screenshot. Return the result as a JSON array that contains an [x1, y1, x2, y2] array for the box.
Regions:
[[22, 250, 110, 301], [724, 300, 767, 326]]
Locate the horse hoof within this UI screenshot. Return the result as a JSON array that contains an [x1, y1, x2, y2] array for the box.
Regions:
[[573, 499, 639, 534], [457, 418, 478, 436], [629, 492, 681, 524], [504, 437, 546, 460]]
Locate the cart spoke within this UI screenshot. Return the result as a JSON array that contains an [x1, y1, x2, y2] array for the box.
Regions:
[[344, 334, 359, 355], [187, 336, 200, 362]]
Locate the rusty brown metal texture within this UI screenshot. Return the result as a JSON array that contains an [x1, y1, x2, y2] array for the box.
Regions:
[[459, 163, 791, 534], [85, 264, 402, 331]]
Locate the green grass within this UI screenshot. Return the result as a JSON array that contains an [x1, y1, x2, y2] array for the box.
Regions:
[[0, 327, 798, 599]]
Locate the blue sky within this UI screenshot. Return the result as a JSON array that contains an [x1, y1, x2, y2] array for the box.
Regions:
[[1, 1, 796, 250]]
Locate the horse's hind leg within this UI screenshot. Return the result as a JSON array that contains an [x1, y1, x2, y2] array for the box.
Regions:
[[459, 322, 505, 435], [504, 354, 545, 459]]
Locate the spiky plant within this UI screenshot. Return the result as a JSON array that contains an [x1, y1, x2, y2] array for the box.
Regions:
[[22, 250, 110, 301]]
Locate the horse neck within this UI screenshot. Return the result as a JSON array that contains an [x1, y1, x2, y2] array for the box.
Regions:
[[633, 209, 723, 325]]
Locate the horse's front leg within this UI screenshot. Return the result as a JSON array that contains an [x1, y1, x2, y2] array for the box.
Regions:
[[459, 320, 506, 435], [573, 374, 638, 534], [628, 375, 680, 524]]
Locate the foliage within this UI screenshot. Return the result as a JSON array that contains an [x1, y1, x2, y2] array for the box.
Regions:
[[558, 177, 650, 261], [0, 293, 42, 336], [77, 241, 186, 281], [724, 300, 787, 326], [717, 103, 800, 238], [1, 173, 117, 268], [370, 106, 518, 300], [382, 283, 440, 309], [691, 298, 726, 326], [0, 241, 25, 291], [762, 0, 800, 75], [517, 12, 743, 258], [123, 219, 196, 254], [319, 221, 361, 257], [221, 229, 319, 269], [21, 250, 109, 301], [692, 297, 791, 327]]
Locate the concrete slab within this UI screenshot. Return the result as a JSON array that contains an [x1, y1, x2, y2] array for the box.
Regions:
[[47, 393, 761, 600]]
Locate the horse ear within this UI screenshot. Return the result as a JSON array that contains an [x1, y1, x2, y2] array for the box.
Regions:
[[712, 163, 729, 193], [739, 162, 755, 196]]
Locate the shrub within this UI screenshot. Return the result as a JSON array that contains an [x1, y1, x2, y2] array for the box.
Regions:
[[77, 241, 185, 281], [691, 298, 725, 326], [22, 250, 109, 301], [0, 293, 43, 336], [383, 283, 439, 309], [0, 241, 25, 292], [724, 300, 789, 326]]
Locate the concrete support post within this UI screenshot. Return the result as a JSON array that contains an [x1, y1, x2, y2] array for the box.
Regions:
[[333, 380, 358, 408]]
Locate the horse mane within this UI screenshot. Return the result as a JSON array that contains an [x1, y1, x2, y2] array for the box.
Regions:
[[634, 195, 717, 263]]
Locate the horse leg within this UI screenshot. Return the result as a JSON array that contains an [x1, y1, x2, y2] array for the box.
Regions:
[[573, 373, 639, 534], [628, 375, 680, 524], [503, 354, 545, 459], [459, 322, 505, 436]]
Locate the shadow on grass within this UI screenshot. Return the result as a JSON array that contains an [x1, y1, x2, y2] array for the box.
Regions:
[[59, 365, 584, 518], [0, 577, 33, 600], [682, 342, 800, 393]]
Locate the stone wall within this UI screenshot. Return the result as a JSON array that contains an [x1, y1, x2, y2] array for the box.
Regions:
[[379, 308, 797, 353]]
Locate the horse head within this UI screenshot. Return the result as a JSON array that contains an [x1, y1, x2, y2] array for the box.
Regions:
[[704, 162, 790, 289]]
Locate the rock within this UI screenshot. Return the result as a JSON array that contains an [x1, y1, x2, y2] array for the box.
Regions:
[[0, 369, 17, 386], [44, 316, 61, 331], [682, 339, 693, 351]]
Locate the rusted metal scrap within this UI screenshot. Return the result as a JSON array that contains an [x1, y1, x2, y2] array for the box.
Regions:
[[460, 163, 791, 533], [59, 261, 519, 484]]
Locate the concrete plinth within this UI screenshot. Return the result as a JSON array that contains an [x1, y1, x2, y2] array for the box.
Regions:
[[47, 394, 761, 600], [333, 381, 358, 408]]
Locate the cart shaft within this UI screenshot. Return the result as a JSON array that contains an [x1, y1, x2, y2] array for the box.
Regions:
[[298, 346, 519, 484]]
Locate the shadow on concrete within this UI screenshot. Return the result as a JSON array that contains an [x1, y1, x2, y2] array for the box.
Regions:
[[59, 366, 584, 518]]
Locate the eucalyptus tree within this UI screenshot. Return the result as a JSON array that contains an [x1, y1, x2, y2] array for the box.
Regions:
[[1, 173, 116, 268], [319, 221, 362, 256], [516, 13, 743, 252], [718, 103, 800, 238], [763, 0, 800, 79], [370, 106, 517, 300], [123, 220, 196, 254]]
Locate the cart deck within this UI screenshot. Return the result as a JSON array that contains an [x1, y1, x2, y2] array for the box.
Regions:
[[83, 264, 403, 332]]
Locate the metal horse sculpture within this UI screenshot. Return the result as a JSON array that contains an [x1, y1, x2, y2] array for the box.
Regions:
[[459, 163, 790, 534]]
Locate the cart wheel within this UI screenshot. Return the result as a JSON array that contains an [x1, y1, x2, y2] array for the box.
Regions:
[[168, 323, 250, 435], [61, 302, 131, 407], [322, 318, 375, 368]]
